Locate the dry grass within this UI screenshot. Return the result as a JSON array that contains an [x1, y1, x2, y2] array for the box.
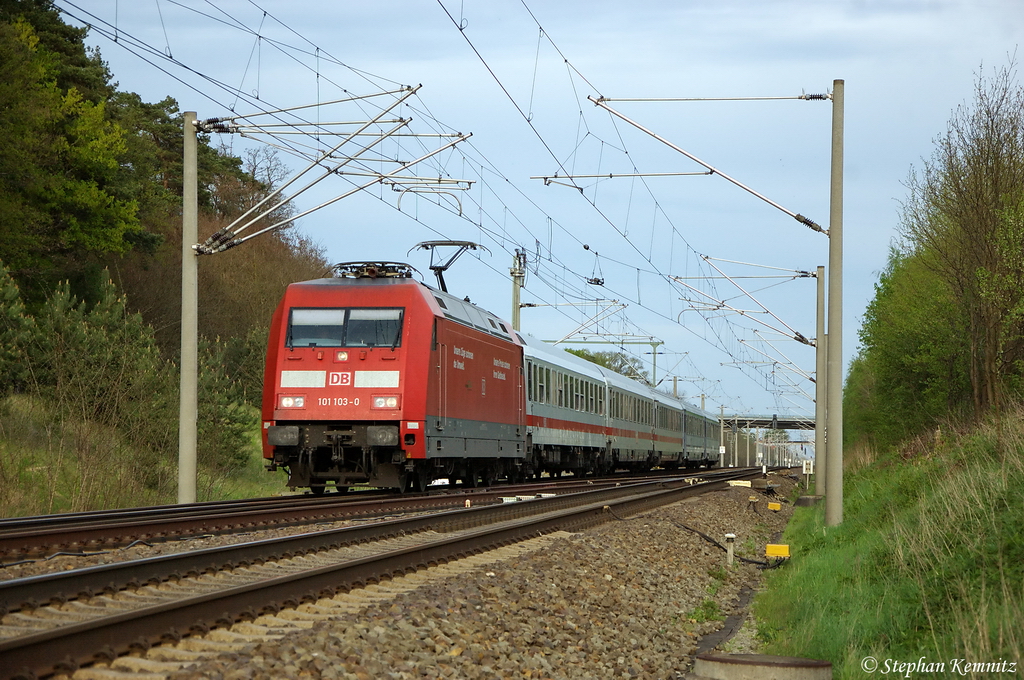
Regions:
[[0, 395, 280, 518], [756, 405, 1024, 678], [890, 414, 1024, 667]]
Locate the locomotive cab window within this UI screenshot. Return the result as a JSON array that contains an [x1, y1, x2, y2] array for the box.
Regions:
[[287, 308, 404, 348]]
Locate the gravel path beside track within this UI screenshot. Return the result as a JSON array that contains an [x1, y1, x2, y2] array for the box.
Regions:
[[51, 473, 796, 680]]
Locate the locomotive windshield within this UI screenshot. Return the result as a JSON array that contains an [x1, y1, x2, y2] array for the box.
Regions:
[[287, 308, 404, 348]]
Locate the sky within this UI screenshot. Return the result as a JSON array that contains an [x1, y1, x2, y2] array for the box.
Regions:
[[56, 0, 1024, 421]]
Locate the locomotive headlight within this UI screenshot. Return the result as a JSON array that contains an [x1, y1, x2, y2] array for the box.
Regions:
[[335, 351, 348, 362], [278, 395, 306, 409], [372, 395, 400, 409]]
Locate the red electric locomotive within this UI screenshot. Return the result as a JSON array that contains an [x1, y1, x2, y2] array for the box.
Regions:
[[261, 262, 525, 493]]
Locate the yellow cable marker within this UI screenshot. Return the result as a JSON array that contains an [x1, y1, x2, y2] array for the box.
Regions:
[[765, 544, 790, 558]]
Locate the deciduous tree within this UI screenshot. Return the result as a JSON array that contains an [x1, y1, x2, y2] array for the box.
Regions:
[[900, 63, 1024, 415]]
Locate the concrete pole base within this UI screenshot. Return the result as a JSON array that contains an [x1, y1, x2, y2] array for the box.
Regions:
[[690, 653, 832, 680]]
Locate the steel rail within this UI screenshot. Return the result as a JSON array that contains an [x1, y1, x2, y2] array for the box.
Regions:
[[0, 469, 763, 679]]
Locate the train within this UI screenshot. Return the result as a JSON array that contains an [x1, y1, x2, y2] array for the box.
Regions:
[[261, 262, 721, 493]]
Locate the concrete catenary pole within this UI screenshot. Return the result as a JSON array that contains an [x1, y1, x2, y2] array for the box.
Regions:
[[825, 80, 844, 525], [178, 112, 198, 505], [511, 250, 525, 331], [733, 419, 738, 468], [746, 421, 751, 467], [815, 265, 827, 497]]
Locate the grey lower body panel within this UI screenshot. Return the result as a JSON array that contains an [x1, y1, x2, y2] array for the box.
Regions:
[[426, 416, 525, 459]]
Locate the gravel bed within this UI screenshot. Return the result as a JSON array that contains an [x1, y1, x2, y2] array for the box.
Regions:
[[157, 474, 798, 680]]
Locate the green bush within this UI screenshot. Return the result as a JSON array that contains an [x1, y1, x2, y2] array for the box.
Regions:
[[0, 263, 33, 394], [0, 264, 271, 514]]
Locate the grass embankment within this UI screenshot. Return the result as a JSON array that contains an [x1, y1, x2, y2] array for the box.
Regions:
[[755, 415, 1023, 678], [0, 394, 283, 517]]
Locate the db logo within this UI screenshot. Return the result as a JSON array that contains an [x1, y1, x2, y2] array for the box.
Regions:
[[329, 372, 352, 386]]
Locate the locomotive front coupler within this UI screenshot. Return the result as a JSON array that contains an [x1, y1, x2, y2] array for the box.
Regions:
[[330, 436, 345, 464]]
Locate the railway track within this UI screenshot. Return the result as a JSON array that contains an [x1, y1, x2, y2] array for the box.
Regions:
[[0, 467, 764, 679], [0, 470, 710, 563]]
